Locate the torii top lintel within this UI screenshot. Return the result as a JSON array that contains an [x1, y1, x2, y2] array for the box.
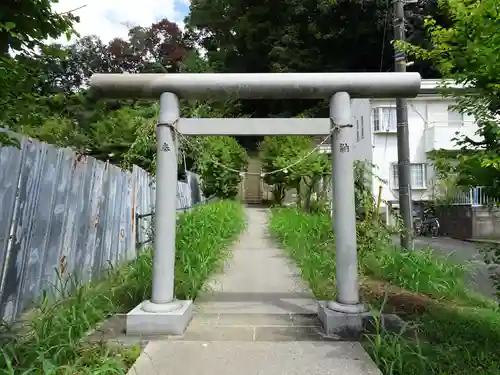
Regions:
[[89, 72, 421, 100]]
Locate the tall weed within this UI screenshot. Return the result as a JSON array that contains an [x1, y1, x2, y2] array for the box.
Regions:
[[269, 207, 500, 375]]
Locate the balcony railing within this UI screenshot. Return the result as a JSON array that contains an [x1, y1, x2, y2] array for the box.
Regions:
[[449, 186, 497, 207], [425, 120, 475, 128]]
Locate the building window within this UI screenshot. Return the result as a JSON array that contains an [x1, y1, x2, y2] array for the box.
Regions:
[[356, 119, 360, 141], [447, 105, 464, 126], [391, 163, 427, 189], [372, 107, 397, 132]]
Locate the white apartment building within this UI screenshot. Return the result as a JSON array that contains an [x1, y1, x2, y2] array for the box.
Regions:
[[320, 79, 481, 223]]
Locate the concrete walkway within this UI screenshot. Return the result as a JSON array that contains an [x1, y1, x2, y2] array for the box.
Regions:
[[127, 207, 382, 375]]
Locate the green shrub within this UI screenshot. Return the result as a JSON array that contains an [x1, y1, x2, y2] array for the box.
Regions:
[[185, 136, 248, 199], [0, 200, 245, 374], [260, 136, 330, 208], [269, 207, 491, 306]]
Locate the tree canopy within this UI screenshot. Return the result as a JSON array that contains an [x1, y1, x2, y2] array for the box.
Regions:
[[402, 0, 500, 198], [0, 0, 471, 198], [185, 0, 448, 118]]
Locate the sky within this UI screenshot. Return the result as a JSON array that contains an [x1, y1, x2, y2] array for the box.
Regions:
[[51, 0, 191, 44]]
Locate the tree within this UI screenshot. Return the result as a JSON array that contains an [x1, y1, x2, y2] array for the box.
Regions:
[[0, 0, 77, 56], [0, 0, 79, 146], [107, 19, 188, 74], [186, 0, 447, 120], [292, 150, 331, 212], [260, 136, 309, 205], [189, 136, 248, 198], [260, 136, 330, 210], [0, 15, 194, 154], [401, 0, 500, 198]]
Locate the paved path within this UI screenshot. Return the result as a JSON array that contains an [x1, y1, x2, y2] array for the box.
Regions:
[[127, 207, 382, 375]]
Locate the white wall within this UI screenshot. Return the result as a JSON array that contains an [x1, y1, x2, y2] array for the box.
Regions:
[[369, 97, 479, 206], [351, 99, 373, 164]]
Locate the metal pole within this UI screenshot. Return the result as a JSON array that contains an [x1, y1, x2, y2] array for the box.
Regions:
[[327, 92, 364, 312], [141, 92, 183, 313], [393, 0, 414, 251]]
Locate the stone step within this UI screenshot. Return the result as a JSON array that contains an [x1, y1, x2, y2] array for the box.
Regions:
[[126, 341, 383, 375], [84, 312, 323, 345], [190, 313, 320, 327], [170, 312, 329, 342]]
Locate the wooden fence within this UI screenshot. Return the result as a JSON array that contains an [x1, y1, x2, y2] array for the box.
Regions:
[[0, 137, 201, 323]]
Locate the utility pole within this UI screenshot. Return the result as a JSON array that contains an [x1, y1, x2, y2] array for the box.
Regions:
[[393, 0, 414, 251]]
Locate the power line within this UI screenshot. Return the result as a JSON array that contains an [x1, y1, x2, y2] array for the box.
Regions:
[[59, 4, 87, 15], [379, 2, 390, 72]]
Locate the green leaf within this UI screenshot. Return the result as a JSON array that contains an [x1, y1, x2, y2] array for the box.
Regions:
[[3, 22, 16, 31]]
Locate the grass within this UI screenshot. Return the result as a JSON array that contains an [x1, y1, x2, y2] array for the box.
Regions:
[[0, 199, 245, 375], [269, 206, 500, 375]]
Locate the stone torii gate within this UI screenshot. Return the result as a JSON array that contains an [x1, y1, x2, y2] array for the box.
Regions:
[[90, 72, 421, 336]]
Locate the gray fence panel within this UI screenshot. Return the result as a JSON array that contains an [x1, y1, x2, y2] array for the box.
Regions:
[[1, 139, 46, 322], [142, 168, 152, 248], [122, 172, 134, 261], [126, 172, 134, 259], [140, 169, 149, 248], [102, 164, 120, 269], [0, 146, 23, 303], [110, 167, 125, 267], [130, 171, 137, 256], [42, 148, 73, 296], [150, 177, 156, 246], [118, 172, 135, 263], [116, 172, 128, 265], [146, 174, 154, 244], [18, 144, 59, 313], [188, 172, 202, 205], [82, 159, 105, 284], [176, 182, 189, 210], [72, 156, 94, 285], [134, 165, 150, 251], [61, 154, 88, 286], [133, 166, 143, 250], [92, 162, 111, 280], [135, 167, 153, 250], [0, 133, 205, 322]]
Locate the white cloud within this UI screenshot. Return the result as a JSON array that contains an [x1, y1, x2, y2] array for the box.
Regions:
[[51, 0, 190, 44]]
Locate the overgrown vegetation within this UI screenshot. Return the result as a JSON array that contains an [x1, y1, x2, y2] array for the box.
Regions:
[[402, 0, 500, 307], [260, 136, 330, 209], [0, 200, 245, 374], [269, 197, 500, 374], [121, 112, 248, 198], [0, 8, 249, 198], [401, 0, 500, 200], [183, 136, 248, 199]]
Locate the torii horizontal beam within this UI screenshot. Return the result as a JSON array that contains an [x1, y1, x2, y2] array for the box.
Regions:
[[177, 118, 331, 135], [89, 72, 421, 99]]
